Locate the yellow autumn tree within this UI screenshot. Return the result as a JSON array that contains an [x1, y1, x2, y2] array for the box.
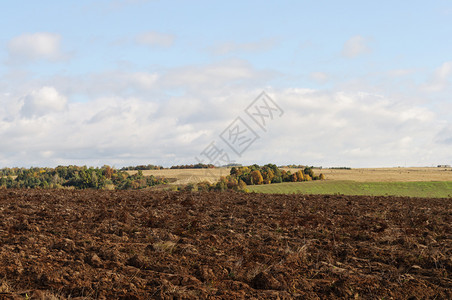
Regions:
[[296, 170, 305, 182], [251, 170, 264, 185]]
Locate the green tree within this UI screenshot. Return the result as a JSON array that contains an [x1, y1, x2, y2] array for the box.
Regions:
[[230, 167, 238, 176], [304, 167, 314, 178]]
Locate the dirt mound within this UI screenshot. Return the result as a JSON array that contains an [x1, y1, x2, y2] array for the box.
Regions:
[[0, 189, 450, 299]]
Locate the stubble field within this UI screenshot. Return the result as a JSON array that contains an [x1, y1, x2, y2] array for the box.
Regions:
[[126, 168, 231, 185], [0, 189, 450, 299], [310, 167, 452, 182], [128, 167, 452, 185]]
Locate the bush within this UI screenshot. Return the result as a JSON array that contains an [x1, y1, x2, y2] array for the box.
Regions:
[[197, 181, 213, 191]]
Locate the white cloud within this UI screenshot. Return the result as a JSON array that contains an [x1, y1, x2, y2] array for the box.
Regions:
[[7, 33, 66, 62], [342, 35, 371, 58], [0, 59, 450, 168], [210, 38, 278, 55], [422, 61, 452, 92], [48, 71, 159, 98], [0, 80, 449, 168], [20, 86, 67, 118], [136, 32, 175, 47]]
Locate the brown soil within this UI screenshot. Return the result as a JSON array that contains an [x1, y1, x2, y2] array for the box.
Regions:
[[0, 189, 450, 299]]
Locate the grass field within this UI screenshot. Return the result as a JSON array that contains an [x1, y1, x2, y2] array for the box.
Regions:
[[247, 180, 452, 198]]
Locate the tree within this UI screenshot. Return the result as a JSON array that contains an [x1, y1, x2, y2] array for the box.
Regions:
[[282, 170, 292, 182], [304, 167, 314, 178], [250, 170, 264, 185], [296, 170, 305, 182], [263, 168, 275, 183], [230, 167, 238, 176], [103, 165, 114, 179], [227, 177, 238, 190], [51, 174, 62, 185], [250, 164, 260, 171], [90, 171, 99, 188]]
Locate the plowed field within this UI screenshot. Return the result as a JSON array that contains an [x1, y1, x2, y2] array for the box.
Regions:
[[0, 189, 451, 299]]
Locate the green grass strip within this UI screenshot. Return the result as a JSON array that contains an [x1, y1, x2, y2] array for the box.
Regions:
[[247, 180, 452, 198]]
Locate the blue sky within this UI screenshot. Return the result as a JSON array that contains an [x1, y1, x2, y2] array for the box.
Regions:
[[0, 0, 451, 167]]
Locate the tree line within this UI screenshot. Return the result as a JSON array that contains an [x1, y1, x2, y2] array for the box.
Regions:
[[0, 166, 167, 190], [120, 164, 163, 171], [170, 163, 215, 169]]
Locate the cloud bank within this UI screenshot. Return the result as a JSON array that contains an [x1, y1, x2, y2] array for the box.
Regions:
[[0, 62, 449, 168]]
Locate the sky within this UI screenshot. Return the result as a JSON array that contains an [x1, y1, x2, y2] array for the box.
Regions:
[[0, 0, 451, 168]]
